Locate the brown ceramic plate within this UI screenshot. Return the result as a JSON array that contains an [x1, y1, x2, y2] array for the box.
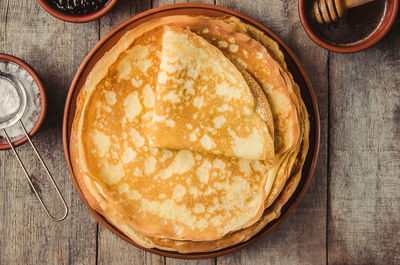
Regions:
[[0, 54, 46, 150], [63, 3, 320, 259]]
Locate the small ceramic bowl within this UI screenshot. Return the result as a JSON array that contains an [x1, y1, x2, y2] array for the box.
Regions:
[[37, 0, 118, 23], [0, 54, 46, 150], [299, 0, 399, 53]]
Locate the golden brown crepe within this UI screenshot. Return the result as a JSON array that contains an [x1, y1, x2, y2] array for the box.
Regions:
[[72, 26, 270, 242], [151, 26, 274, 161], [70, 14, 309, 253]]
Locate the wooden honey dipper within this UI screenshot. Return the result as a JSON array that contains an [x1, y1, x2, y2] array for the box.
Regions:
[[312, 0, 377, 24]]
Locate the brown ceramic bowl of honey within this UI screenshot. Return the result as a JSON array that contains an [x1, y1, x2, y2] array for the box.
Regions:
[[299, 0, 399, 53], [37, 0, 118, 23]]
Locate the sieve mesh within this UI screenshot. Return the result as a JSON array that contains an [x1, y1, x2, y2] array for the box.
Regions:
[[0, 73, 27, 129]]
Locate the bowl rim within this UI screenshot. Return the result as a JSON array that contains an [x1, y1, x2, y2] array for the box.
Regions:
[[0, 53, 47, 150], [298, 0, 399, 53], [62, 3, 320, 259], [37, 0, 118, 23]]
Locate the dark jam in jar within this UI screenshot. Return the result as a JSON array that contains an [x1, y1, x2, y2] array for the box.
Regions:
[[47, 0, 110, 15], [308, 0, 387, 44]]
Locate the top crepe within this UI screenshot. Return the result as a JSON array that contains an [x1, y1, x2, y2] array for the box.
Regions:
[[69, 15, 305, 246], [71, 25, 270, 242], [151, 26, 274, 161]]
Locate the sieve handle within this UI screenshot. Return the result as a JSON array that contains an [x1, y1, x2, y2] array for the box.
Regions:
[[2, 120, 68, 221]]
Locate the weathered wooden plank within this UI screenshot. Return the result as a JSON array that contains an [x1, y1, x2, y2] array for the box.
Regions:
[[167, 259, 217, 265], [328, 29, 400, 264], [99, 0, 151, 37], [215, 0, 328, 264], [96, 1, 165, 264], [0, 1, 98, 265]]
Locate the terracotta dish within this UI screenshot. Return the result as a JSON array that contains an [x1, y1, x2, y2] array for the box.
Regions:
[[63, 3, 320, 258], [0, 54, 46, 150], [299, 0, 399, 53], [37, 0, 118, 23]]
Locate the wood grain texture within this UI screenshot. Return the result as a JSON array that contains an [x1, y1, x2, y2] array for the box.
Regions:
[[2, 0, 399, 264], [215, 0, 328, 264], [0, 1, 98, 265], [166, 259, 216, 265], [328, 27, 400, 265]]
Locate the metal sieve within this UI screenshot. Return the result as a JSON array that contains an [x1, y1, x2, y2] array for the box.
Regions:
[[0, 71, 68, 221]]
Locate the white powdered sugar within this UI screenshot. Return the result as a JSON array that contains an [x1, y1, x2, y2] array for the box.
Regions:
[[0, 77, 21, 118], [0, 60, 41, 141]]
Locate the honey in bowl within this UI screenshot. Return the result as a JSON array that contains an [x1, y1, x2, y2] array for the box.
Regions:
[[308, 0, 387, 44], [46, 0, 110, 15]]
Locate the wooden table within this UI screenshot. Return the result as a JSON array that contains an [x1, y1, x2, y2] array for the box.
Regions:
[[0, 1, 399, 264]]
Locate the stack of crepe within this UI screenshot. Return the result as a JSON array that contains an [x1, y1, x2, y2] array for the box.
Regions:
[[70, 15, 310, 253]]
